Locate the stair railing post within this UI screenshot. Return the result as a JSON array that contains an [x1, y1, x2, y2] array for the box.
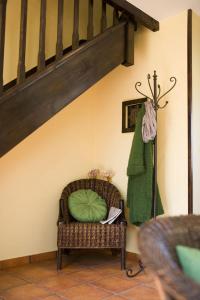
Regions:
[[0, 0, 7, 94], [56, 0, 64, 60], [17, 0, 28, 84], [101, 0, 107, 32], [38, 0, 46, 70], [113, 8, 119, 26], [72, 0, 79, 50], [87, 0, 93, 41]]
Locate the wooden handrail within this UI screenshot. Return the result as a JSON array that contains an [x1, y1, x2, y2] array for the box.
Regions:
[[106, 0, 159, 31]]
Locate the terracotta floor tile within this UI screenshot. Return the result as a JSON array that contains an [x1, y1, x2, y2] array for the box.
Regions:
[[0, 254, 161, 300], [105, 296, 127, 300], [38, 273, 79, 291], [91, 263, 122, 276], [43, 296, 65, 300], [0, 273, 26, 290], [135, 272, 154, 283], [59, 283, 111, 300], [121, 285, 160, 300], [60, 263, 90, 274], [8, 265, 57, 282], [68, 268, 112, 283], [115, 270, 153, 283], [93, 276, 140, 293], [1, 283, 52, 300]]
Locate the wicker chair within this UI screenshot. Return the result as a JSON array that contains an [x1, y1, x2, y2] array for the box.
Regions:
[[57, 179, 127, 270], [139, 215, 200, 300]]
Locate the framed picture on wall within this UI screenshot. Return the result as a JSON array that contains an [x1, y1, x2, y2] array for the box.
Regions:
[[122, 98, 146, 133]]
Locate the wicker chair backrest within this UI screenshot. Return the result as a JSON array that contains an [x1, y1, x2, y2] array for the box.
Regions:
[[60, 179, 122, 223]]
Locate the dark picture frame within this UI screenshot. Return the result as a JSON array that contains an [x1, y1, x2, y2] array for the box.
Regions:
[[122, 98, 146, 133]]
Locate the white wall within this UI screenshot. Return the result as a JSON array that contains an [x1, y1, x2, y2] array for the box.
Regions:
[[192, 11, 200, 214]]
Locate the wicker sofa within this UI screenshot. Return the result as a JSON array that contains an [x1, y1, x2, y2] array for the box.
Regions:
[[57, 179, 127, 270], [139, 215, 200, 300]]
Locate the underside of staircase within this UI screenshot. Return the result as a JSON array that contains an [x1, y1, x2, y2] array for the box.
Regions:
[[0, 0, 159, 157]]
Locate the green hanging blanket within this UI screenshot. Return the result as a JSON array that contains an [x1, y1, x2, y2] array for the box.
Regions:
[[127, 104, 164, 225]]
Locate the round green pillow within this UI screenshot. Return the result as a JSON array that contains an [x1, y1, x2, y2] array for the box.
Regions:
[[68, 189, 107, 222]]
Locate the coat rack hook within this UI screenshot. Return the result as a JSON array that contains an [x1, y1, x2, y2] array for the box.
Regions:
[[158, 101, 169, 110], [135, 81, 153, 101], [147, 74, 154, 99], [157, 77, 177, 102], [157, 84, 161, 99]]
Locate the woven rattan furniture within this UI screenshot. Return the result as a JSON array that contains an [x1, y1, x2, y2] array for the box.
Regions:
[[57, 179, 127, 270], [139, 215, 200, 300]]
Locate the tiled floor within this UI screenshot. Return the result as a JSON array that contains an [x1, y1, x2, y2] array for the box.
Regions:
[[0, 251, 160, 300]]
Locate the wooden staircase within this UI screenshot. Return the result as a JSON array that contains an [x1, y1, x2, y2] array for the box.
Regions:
[[0, 0, 159, 157]]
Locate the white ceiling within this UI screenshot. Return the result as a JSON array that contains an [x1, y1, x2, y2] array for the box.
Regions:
[[127, 0, 200, 21]]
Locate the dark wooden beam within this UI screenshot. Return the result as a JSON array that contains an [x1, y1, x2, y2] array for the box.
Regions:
[[106, 0, 159, 32], [0, 22, 126, 157]]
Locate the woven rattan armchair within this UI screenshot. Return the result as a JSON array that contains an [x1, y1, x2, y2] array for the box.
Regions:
[[57, 179, 127, 270], [139, 215, 200, 300]]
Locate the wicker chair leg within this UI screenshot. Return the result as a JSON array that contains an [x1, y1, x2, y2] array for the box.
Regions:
[[57, 248, 62, 270], [120, 247, 126, 270]]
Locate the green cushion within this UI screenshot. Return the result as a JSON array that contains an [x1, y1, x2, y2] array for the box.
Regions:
[[68, 189, 107, 222], [176, 245, 200, 284]]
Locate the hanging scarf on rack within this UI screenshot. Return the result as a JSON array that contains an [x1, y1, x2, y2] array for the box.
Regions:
[[142, 100, 157, 143], [127, 104, 164, 226]]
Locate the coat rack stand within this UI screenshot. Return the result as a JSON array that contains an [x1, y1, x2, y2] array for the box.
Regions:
[[126, 71, 177, 278]]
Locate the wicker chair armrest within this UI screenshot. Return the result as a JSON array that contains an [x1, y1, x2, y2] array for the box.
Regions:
[[58, 197, 71, 225]]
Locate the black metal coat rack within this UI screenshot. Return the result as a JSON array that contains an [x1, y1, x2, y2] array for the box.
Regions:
[[126, 70, 177, 278]]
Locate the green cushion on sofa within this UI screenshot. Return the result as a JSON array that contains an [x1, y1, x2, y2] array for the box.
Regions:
[[176, 245, 200, 284], [68, 189, 107, 222]]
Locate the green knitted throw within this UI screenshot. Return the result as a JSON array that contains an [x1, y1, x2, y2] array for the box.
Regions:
[[127, 104, 164, 225]]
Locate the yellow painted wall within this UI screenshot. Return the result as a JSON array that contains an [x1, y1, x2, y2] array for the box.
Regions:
[[4, 0, 113, 84], [0, 90, 95, 260], [92, 11, 188, 252], [0, 9, 188, 259], [192, 11, 200, 213]]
